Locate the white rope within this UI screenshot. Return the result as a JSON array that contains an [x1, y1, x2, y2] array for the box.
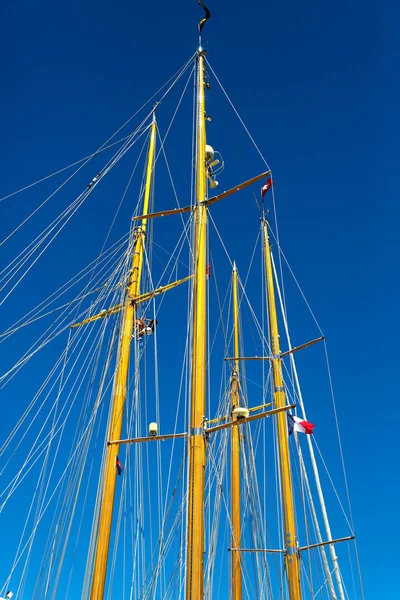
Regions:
[[0, 245, 129, 477], [0, 231, 129, 340], [0, 240, 129, 392], [0, 132, 144, 204], [0, 56, 195, 305], [1, 317, 118, 590], [0, 51, 195, 211], [322, 340, 364, 598], [0, 119, 150, 250]]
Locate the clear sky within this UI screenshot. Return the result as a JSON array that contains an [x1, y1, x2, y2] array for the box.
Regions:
[[0, 0, 398, 598]]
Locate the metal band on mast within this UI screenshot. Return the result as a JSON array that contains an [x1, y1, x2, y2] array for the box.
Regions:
[[89, 113, 157, 600], [262, 218, 302, 600]]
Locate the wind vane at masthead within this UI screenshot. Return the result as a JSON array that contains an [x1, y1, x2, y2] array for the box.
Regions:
[[198, 1, 211, 33]]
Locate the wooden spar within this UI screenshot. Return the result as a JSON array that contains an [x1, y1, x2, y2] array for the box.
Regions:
[[299, 536, 355, 553], [206, 170, 271, 207], [230, 535, 355, 554], [231, 263, 242, 600], [70, 304, 124, 328], [108, 432, 187, 445], [131, 205, 192, 221], [205, 405, 296, 434], [133, 274, 193, 304], [248, 402, 273, 413], [186, 49, 207, 600], [88, 114, 157, 600], [224, 336, 325, 361], [204, 401, 273, 425], [131, 170, 272, 222], [71, 275, 194, 329], [262, 218, 302, 600]]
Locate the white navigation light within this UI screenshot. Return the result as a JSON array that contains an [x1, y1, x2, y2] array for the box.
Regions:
[[149, 422, 158, 436]]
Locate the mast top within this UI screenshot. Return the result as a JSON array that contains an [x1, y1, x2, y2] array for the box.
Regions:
[[152, 102, 160, 122]]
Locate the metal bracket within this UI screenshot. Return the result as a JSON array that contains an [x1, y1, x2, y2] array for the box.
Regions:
[[190, 428, 204, 436]]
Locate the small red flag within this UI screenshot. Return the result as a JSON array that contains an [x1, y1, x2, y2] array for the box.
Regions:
[[116, 456, 123, 476], [261, 178, 273, 199], [206, 264, 211, 279]]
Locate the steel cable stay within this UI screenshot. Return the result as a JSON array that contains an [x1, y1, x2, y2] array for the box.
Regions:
[[270, 250, 362, 598], [0, 242, 130, 398], [0, 121, 150, 254], [16, 327, 72, 597], [0, 318, 120, 593], [0, 118, 151, 255], [0, 59, 197, 309], [0, 124, 151, 307], [75, 149, 196, 597], [208, 180, 358, 596], [42, 329, 117, 600], [192, 67, 348, 598], [0, 53, 196, 204], [0, 237, 130, 348], [0, 231, 130, 339], [0, 304, 119, 511], [0, 33, 363, 600], [202, 212, 330, 596], [0, 246, 128, 470]]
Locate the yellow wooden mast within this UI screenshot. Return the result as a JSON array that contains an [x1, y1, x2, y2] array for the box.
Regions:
[[89, 113, 157, 600], [262, 218, 302, 599], [186, 48, 208, 600], [231, 263, 242, 600]]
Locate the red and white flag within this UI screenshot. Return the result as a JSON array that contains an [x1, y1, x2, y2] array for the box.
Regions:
[[261, 178, 273, 199]]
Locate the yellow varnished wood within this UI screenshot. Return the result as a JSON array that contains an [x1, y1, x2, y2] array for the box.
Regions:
[[133, 274, 193, 305], [231, 264, 242, 600], [131, 170, 271, 222], [262, 218, 302, 599], [186, 51, 207, 600], [89, 116, 157, 600]]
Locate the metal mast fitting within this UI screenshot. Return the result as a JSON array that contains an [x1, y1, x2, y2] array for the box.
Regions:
[[89, 116, 157, 600], [186, 48, 208, 600], [262, 218, 302, 600]]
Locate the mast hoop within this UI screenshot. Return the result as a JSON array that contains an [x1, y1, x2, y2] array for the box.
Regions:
[[190, 427, 205, 436]]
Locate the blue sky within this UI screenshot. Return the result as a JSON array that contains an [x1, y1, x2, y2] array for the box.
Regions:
[[0, 0, 398, 598]]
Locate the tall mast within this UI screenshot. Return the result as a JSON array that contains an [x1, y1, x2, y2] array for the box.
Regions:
[[89, 114, 157, 600], [186, 48, 208, 600], [262, 218, 302, 600], [231, 263, 242, 600]]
